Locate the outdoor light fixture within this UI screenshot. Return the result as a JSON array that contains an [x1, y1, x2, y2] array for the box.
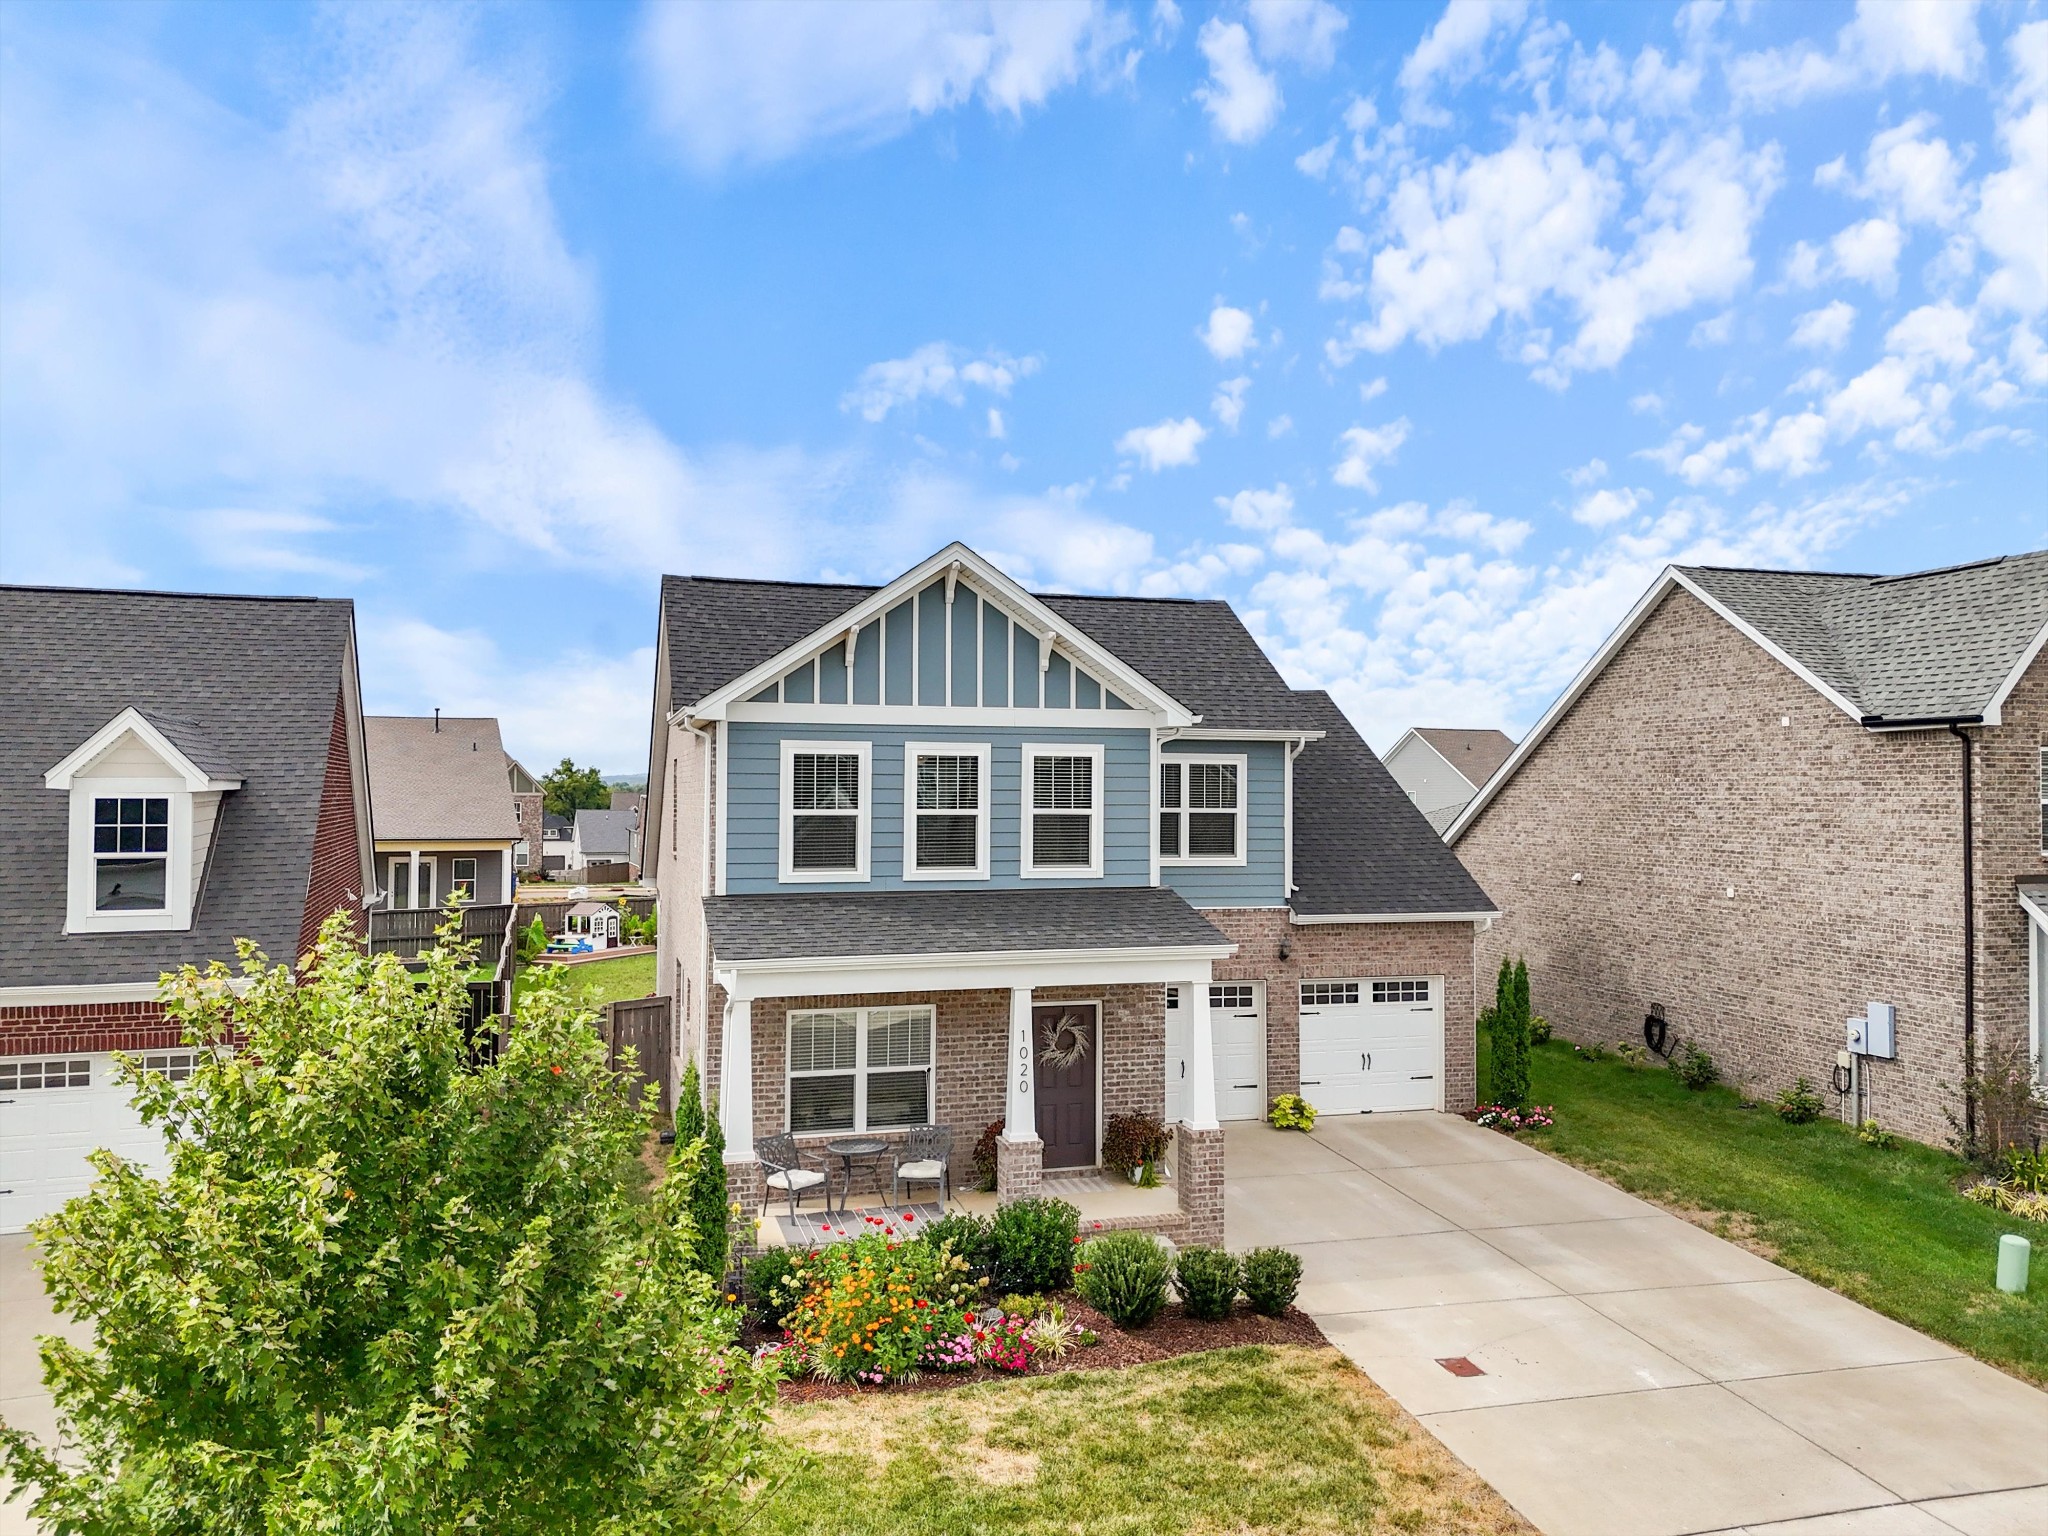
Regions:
[[1278, 935, 1293, 960]]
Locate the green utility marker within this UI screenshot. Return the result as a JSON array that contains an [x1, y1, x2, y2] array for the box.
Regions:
[[1995, 1233, 2031, 1295]]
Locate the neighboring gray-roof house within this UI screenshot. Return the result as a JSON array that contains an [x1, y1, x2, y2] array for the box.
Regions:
[[364, 715, 521, 908], [1452, 551, 2048, 1150], [572, 807, 639, 871], [0, 584, 375, 1234], [1384, 726, 1517, 836], [644, 541, 1495, 1245]]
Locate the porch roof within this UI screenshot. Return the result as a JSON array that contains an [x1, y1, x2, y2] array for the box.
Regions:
[[704, 885, 1232, 965], [2019, 878, 2048, 929]]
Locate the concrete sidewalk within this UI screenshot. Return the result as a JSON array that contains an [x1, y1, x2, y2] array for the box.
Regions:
[[1226, 1114, 2048, 1536]]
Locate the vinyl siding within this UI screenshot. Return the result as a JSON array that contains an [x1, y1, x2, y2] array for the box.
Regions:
[[1159, 738, 1287, 907]]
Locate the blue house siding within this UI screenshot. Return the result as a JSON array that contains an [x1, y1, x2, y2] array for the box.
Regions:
[[724, 721, 1153, 892], [1158, 738, 1287, 908]]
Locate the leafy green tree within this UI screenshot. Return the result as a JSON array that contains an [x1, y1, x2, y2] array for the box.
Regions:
[[673, 1061, 730, 1282], [0, 912, 771, 1535], [541, 758, 610, 820]]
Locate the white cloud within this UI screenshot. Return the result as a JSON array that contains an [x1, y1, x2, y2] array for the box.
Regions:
[[1115, 415, 1208, 469], [1360, 376, 1389, 401], [1854, 114, 1971, 228], [1976, 22, 2048, 316], [1397, 0, 1530, 123], [1194, 20, 1282, 144], [1296, 136, 1338, 178], [1565, 457, 1607, 487], [1211, 375, 1252, 430], [987, 407, 1006, 439], [1691, 311, 1734, 347], [1885, 301, 1973, 371], [1792, 300, 1857, 352], [1569, 486, 1646, 527], [1247, 0, 1348, 71], [1729, 0, 1983, 111], [1266, 413, 1296, 438], [1151, 0, 1183, 46], [1219, 482, 1295, 531], [1830, 217, 1903, 292], [1332, 417, 1412, 491], [1200, 303, 1257, 359], [840, 342, 1039, 421], [636, 0, 1134, 174], [1630, 392, 1665, 415]]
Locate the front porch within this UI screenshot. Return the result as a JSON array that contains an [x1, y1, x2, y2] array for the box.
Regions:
[[700, 887, 1238, 1249]]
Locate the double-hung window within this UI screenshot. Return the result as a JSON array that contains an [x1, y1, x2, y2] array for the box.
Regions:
[[904, 742, 991, 879], [450, 856, 478, 903], [786, 1005, 934, 1133], [1023, 744, 1103, 878], [1158, 755, 1246, 864], [92, 795, 169, 910], [779, 740, 870, 882]]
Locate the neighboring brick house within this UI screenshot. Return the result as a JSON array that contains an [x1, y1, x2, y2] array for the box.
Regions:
[[641, 542, 1493, 1244], [0, 585, 375, 1232], [1450, 553, 2048, 1150], [507, 755, 545, 876]]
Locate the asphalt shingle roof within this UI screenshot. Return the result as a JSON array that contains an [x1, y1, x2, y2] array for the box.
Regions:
[[364, 716, 520, 843], [1289, 692, 1497, 919], [659, 575, 1308, 730], [0, 585, 356, 987], [1680, 552, 2048, 722], [573, 808, 638, 858], [1411, 727, 1516, 789], [704, 885, 1233, 963]]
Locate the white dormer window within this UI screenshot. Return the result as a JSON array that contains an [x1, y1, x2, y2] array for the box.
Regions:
[[46, 707, 242, 935]]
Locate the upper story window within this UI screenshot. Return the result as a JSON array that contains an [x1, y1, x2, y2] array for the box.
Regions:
[[1023, 744, 1103, 879], [1159, 756, 1245, 865], [779, 740, 870, 882], [93, 796, 170, 910], [904, 742, 990, 880]]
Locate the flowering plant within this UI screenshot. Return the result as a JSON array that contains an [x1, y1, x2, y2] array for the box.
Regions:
[[780, 1215, 978, 1384], [974, 1313, 1037, 1373], [918, 1328, 980, 1372], [1470, 1103, 1555, 1133]]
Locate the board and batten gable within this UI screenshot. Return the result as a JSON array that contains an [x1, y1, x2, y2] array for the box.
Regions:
[[722, 721, 1152, 892], [1158, 737, 1287, 908]]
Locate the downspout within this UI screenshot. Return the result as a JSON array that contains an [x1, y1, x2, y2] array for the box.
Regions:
[[1283, 735, 1310, 899], [1948, 722, 1977, 1149]]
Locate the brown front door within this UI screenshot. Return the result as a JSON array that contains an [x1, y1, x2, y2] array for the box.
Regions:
[[1033, 1003, 1097, 1169]]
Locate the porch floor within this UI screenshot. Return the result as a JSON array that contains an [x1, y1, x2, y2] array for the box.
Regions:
[[755, 1168, 1180, 1248]]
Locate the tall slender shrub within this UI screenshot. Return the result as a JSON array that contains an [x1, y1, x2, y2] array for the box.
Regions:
[[1489, 957, 1532, 1109], [673, 1061, 730, 1280]]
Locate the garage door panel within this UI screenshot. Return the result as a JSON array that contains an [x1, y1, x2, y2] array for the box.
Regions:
[[1299, 978, 1443, 1116], [0, 1052, 177, 1233]]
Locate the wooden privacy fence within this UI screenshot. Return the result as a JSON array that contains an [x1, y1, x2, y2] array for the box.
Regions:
[[519, 895, 656, 937], [600, 995, 673, 1118], [369, 903, 515, 962]]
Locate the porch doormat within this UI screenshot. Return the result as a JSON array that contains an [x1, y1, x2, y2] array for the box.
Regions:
[[775, 1203, 949, 1248]]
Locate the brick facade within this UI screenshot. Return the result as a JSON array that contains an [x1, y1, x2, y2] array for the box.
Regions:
[[1457, 585, 2038, 1148], [298, 683, 368, 962], [512, 790, 545, 875], [0, 1000, 180, 1057]]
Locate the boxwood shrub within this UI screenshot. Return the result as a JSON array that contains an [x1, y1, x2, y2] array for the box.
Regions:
[[1075, 1231, 1172, 1329], [990, 1196, 1079, 1295], [1175, 1246, 1241, 1321], [1239, 1247, 1303, 1316]]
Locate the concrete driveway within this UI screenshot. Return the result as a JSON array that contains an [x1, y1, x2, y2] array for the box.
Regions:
[[2, 1231, 87, 1535], [1227, 1114, 2048, 1536]]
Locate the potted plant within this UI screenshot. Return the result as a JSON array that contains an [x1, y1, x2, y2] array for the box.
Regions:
[[1102, 1112, 1170, 1185]]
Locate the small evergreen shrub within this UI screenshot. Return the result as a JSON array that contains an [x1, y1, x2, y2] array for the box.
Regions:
[[1102, 1112, 1171, 1178], [990, 1196, 1079, 1295], [1268, 1094, 1317, 1130], [919, 1211, 994, 1279], [1670, 1039, 1718, 1092], [1530, 1014, 1553, 1045], [743, 1245, 813, 1328], [670, 1062, 729, 1279], [1174, 1246, 1242, 1321], [1074, 1231, 1172, 1329], [1776, 1077, 1826, 1123], [1239, 1247, 1303, 1316]]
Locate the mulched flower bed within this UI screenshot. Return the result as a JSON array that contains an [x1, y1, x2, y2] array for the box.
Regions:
[[757, 1296, 1328, 1404]]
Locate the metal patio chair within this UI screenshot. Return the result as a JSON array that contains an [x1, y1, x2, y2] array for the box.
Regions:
[[756, 1133, 829, 1219], [890, 1124, 953, 1206]]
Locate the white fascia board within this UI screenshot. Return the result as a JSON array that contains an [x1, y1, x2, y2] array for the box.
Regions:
[[715, 941, 1236, 1002], [1983, 620, 2048, 728], [1667, 569, 1864, 724], [683, 542, 1195, 726], [339, 627, 377, 904], [372, 838, 521, 853], [1288, 910, 1498, 925], [0, 981, 166, 1007], [2017, 886, 2048, 931], [1170, 727, 1327, 744], [726, 703, 1163, 728], [44, 707, 243, 793]]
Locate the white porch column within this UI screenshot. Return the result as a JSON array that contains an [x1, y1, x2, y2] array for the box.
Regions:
[[1185, 976, 1220, 1131], [720, 996, 755, 1158], [1004, 986, 1037, 1140], [407, 848, 421, 910]]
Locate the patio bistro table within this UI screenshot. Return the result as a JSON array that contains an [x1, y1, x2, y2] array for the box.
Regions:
[[822, 1137, 889, 1217]]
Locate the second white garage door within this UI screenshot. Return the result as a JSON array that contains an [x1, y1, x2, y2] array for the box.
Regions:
[[1297, 978, 1442, 1114], [0, 1051, 187, 1234]]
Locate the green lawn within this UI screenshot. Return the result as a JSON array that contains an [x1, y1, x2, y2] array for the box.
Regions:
[[1492, 1038, 2047, 1384], [512, 952, 656, 1014], [755, 1346, 1530, 1535]]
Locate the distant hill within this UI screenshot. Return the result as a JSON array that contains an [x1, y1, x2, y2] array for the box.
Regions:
[[603, 775, 647, 791]]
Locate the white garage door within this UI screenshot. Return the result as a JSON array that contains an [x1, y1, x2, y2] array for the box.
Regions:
[[0, 1052, 186, 1234], [1209, 983, 1265, 1121], [1297, 978, 1442, 1115]]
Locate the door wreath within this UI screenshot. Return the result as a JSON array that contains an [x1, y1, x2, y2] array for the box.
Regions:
[[1038, 1012, 1091, 1070]]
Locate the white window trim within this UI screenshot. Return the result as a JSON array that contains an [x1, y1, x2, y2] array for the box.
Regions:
[[901, 741, 992, 881], [785, 1004, 936, 1134], [1158, 752, 1248, 868], [778, 738, 872, 884], [450, 856, 478, 904], [64, 777, 195, 934], [1021, 742, 1105, 880]]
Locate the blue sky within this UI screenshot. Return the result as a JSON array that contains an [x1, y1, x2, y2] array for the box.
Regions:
[[2, 0, 2043, 775]]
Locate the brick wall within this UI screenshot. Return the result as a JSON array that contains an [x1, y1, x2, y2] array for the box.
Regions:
[[1975, 649, 2046, 1137], [512, 791, 545, 872], [298, 684, 368, 962], [1456, 585, 1981, 1147], [1204, 908, 1480, 1114], [1, 1000, 179, 1056], [656, 725, 714, 1095]]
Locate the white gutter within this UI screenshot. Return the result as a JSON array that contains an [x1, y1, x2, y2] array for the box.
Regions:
[[1288, 910, 1499, 925], [1283, 734, 1310, 896]]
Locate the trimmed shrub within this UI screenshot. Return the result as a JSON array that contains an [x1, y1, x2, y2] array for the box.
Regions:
[[1239, 1247, 1303, 1316], [1174, 1246, 1242, 1321], [1075, 1231, 1172, 1329], [1102, 1112, 1171, 1179], [1776, 1077, 1826, 1124], [670, 1062, 729, 1279], [743, 1245, 812, 1328], [919, 1211, 994, 1280], [1488, 957, 1533, 1108], [1671, 1039, 1719, 1092], [1530, 1014, 1553, 1045], [990, 1196, 1079, 1295]]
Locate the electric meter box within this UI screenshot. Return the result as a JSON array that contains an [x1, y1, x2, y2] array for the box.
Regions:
[[1846, 1002, 1896, 1060]]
